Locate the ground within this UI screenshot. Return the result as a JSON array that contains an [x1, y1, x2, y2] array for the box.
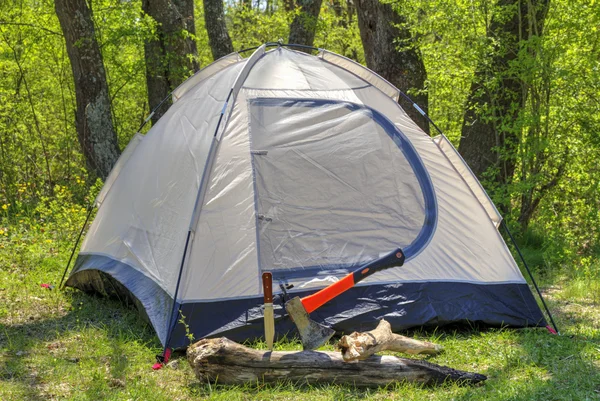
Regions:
[[1, 258, 599, 400]]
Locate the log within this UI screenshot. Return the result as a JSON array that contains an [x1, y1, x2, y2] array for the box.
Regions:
[[338, 319, 443, 362], [187, 337, 486, 387]]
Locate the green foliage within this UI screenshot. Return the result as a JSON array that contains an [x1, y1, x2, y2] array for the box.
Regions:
[[0, 1, 599, 398], [313, 1, 364, 62], [193, 1, 215, 67], [0, 0, 146, 214], [0, 0, 598, 303], [1, 240, 599, 399], [225, 0, 363, 61], [389, 0, 599, 272], [526, 0, 600, 268], [178, 310, 195, 345], [228, 3, 293, 50], [92, 0, 154, 147], [389, 0, 489, 141]]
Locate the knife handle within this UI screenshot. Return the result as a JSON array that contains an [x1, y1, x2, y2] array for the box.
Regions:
[[262, 272, 273, 303], [301, 248, 405, 314]]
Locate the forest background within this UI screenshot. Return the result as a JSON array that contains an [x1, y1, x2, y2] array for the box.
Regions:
[[0, 0, 599, 399]]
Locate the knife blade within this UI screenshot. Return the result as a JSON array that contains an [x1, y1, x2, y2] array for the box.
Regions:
[[262, 271, 274, 351]]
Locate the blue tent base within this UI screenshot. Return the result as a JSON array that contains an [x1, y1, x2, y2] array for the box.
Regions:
[[170, 281, 546, 350], [66, 255, 546, 350], [66, 255, 174, 346]]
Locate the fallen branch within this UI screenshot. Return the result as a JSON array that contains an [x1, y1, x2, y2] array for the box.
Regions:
[[187, 337, 486, 387], [338, 319, 443, 361]]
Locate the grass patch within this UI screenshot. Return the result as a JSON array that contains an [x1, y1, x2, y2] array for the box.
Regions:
[[1, 222, 599, 399]]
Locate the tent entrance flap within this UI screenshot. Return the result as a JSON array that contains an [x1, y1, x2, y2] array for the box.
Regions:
[[248, 98, 437, 280]]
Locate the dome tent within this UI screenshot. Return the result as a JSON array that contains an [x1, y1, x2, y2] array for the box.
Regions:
[[65, 43, 548, 352]]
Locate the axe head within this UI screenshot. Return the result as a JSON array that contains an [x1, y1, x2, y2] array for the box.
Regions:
[[285, 296, 335, 350]]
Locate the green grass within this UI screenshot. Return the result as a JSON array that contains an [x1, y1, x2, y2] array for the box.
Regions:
[[1, 240, 599, 400]]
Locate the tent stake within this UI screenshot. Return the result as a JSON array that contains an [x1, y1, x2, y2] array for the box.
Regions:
[[501, 220, 560, 335], [59, 203, 94, 289]]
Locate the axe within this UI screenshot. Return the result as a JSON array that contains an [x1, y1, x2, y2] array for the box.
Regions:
[[285, 248, 405, 350]]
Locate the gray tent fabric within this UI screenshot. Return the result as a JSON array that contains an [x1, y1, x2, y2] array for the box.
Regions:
[[66, 45, 546, 349]]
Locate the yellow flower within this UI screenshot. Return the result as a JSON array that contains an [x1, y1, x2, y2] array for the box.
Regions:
[[1, 204, 7, 210], [45, 239, 52, 243], [0, 229, 4, 235]]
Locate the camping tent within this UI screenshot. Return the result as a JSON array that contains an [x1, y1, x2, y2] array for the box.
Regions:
[[65, 44, 546, 351]]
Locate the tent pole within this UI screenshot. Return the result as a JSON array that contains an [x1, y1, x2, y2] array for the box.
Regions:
[[396, 91, 445, 137], [160, 45, 268, 360], [59, 203, 94, 289], [160, 229, 192, 361], [238, 42, 320, 55], [501, 220, 560, 335]]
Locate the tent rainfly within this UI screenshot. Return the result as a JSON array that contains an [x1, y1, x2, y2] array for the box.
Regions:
[[65, 44, 548, 352]]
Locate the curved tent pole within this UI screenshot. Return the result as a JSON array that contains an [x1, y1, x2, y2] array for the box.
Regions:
[[237, 42, 320, 55], [398, 90, 559, 335], [397, 91, 445, 137], [160, 45, 268, 362]]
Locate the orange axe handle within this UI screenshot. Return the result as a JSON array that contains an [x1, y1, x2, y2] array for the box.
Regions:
[[301, 248, 405, 314]]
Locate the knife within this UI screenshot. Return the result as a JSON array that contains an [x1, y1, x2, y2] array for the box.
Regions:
[[262, 271, 275, 351]]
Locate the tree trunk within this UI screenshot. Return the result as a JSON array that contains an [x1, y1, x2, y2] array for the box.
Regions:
[[458, 0, 550, 192], [55, 0, 120, 180], [204, 0, 234, 60], [288, 0, 324, 50], [346, 0, 355, 25], [142, 0, 199, 125], [355, 0, 429, 134], [332, 0, 343, 19], [284, 0, 296, 13], [187, 337, 486, 387]]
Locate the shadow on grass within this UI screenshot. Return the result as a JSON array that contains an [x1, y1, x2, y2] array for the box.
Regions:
[[0, 289, 159, 400], [185, 377, 398, 400]]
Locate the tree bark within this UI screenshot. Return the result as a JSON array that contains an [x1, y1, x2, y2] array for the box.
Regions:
[[458, 0, 550, 192], [355, 0, 429, 134], [288, 0, 324, 50], [284, 0, 296, 13], [55, 0, 121, 180], [187, 337, 486, 387], [346, 0, 355, 25], [142, 0, 199, 125], [338, 319, 443, 362], [204, 0, 234, 60]]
